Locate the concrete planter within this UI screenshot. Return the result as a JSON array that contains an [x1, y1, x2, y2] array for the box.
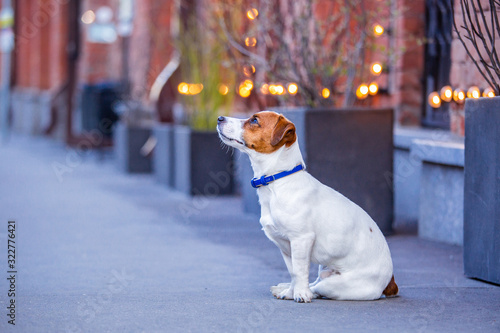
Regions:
[[114, 122, 152, 173], [237, 107, 394, 234], [412, 139, 464, 245], [464, 96, 500, 285], [173, 126, 234, 196], [152, 124, 174, 186]]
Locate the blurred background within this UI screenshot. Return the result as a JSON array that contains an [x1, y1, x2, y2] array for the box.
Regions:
[[1, 0, 491, 144]]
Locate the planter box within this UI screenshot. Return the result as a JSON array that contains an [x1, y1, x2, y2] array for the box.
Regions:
[[153, 124, 174, 186], [173, 126, 234, 196], [237, 107, 394, 234], [464, 97, 500, 285], [236, 150, 261, 215], [114, 122, 152, 173]]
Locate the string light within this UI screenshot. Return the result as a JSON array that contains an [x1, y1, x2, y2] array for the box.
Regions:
[[427, 85, 494, 108], [483, 87, 495, 98], [268, 84, 285, 95], [245, 37, 257, 47], [453, 89, 465, 104], [242, 65, 256, 77], [178, 83, 203, 95], [188, 83, 203, 95], [238, 80, 254, 97], [370, 62, 383, 76], [178, 82, 189, 94], [368, 82, 378, 95], [246, 8, 259, 20], [260, 83, 269, 95], [218, 84, 229, 96], [467, 86, 480, 99], [287, 83, 298, 95], [428, 92, 441, 108], [373, 24, 384, 37], [356, 84, 369, 99], [321, 88, 330, 99], [440, 85, 453, 102]]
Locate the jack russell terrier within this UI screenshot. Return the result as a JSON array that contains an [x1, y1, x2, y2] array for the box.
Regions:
[[217, 111, 398, 303]]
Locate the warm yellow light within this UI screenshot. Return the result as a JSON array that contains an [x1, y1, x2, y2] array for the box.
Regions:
[[483, 87, 495, 98], [467, 86, 480, 99], [274, 84, 285, 95], [239, 87, 251, 98], [178, 82, 189, 95], [239, 81, 253, 98], [81, 10, 96, 24], [440, 85, 453, 102], [260, 83, 269, 95], [245, 37, 257, 47], [368, 82, 378, 95], [242, 65, 255, 77], [218, 84, 229, 96], [287, 83, 298, 95], [428, 92, 441, 108], [373, 24, 384, 36], [356, 84, 369, 99], [246, 8, 259, 20], [321, 88, 330, 99], [243, 80, 253, 89], [371, 62, 383, 76], [453, 89, 465, 104], [188, 83, 203, 95]]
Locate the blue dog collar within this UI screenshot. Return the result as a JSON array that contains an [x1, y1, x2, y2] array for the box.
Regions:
[[251, 164, 305, 188]]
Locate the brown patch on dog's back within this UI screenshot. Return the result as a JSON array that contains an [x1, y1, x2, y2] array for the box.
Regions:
[[242, 111, 296, 154], [383, 275, 398, 297]]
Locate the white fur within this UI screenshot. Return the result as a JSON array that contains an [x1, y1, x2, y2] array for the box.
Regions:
[[217, 113, 394, 302]]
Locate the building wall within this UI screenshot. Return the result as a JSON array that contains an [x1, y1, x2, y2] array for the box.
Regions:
[[14, 0, 68, 90], [128, 0, 175, 105], [78, 0, 122, 85], [394, 0, 426, 126]]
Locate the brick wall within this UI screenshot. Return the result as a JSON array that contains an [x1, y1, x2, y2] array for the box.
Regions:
[[394, 0, 426, 126], [128, 0, 175, 105], [14, 0, 68, 90], [78, 0, 122, 84]]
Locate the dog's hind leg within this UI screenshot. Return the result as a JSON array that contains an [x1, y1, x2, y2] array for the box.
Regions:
[[310, 271, 383, 301]]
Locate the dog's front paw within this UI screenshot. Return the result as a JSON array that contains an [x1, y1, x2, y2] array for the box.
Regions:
[[276, 287, 294, 300], [270, 283, 291, 298], [293, 287, 314, 303]]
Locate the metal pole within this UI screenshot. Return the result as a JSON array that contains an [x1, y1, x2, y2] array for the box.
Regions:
[[0, 0, 14, 144]]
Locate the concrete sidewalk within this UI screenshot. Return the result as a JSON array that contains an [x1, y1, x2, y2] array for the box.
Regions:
[[0, 135, 498, 333]]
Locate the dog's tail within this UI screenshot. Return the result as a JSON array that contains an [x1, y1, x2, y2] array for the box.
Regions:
[[383, 275, 399, 297]]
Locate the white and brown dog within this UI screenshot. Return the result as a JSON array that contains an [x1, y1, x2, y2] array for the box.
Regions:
[[217, 111, 398, 302]]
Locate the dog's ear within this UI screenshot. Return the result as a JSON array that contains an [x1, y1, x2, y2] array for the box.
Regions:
[[271, 116, 296, 147]]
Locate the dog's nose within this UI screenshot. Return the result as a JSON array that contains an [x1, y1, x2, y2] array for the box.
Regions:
[[217, 116, 225, 124]]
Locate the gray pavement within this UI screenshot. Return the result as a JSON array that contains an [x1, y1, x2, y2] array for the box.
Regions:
[[0, 135, 499, 333]]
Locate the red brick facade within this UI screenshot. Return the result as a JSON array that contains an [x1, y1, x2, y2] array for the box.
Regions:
[[394, 0, 426, 125], [14, 0, 68, 90]]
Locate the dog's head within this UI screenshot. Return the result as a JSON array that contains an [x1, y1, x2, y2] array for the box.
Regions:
[[217, 111, 296, 154]]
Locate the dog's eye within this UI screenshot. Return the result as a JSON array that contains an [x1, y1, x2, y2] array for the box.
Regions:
[[250, 117, 259, 125]]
